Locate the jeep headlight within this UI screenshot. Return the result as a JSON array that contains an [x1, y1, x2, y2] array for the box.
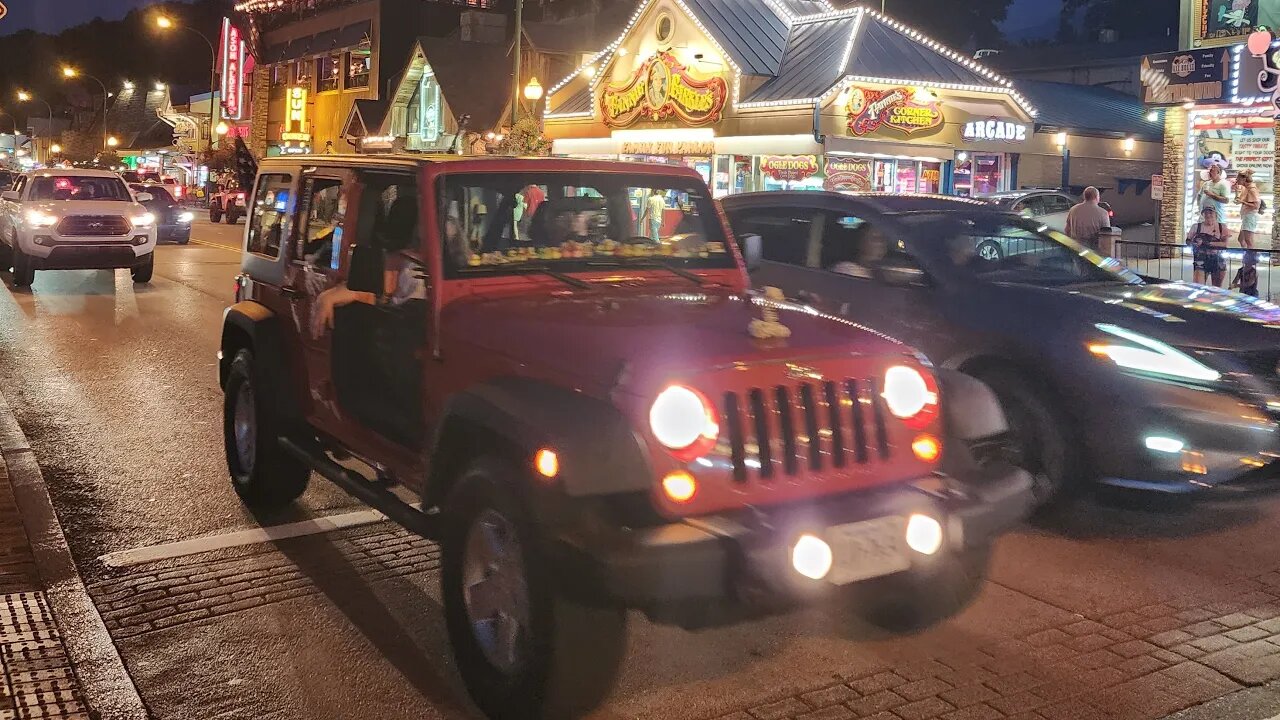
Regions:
[[1088, 324, 1220, 382], [131, 212, 156, 229], [23, 209, 57, 228], [649, 385, 719, 458]]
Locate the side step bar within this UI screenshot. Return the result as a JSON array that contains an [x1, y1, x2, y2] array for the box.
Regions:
[[280, 437, 441, 540]]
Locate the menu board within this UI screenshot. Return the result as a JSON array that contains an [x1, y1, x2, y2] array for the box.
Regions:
[[1232, 133, 1275, 180]]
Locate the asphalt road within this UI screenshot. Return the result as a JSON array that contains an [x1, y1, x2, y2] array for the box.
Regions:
[[2, 218, 1280, 720]]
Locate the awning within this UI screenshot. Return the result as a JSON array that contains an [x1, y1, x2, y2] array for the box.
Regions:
[[338, 21, 373, 49], [311, 29, 341, 55], [823, 136, 954, 163], [281, 36, 313, 61]]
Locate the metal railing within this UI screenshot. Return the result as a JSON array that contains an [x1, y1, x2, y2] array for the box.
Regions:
[[1113, 240, 1275, 301]]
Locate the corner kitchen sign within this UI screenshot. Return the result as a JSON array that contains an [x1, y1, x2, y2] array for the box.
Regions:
[[601, 52, 728, 128], [847, 86, 943, 137]]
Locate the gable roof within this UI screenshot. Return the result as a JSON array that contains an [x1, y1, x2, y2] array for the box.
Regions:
[[105, 85, 176, 152], [342, 98, 390, 139], [848, 14, 993, 88], [679, 0, 791, 76], [1014, 80, 1161, 140]]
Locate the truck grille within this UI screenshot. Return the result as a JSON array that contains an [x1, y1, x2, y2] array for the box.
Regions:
[[721, 379, 890, 482], [56, 215, 130, 237]]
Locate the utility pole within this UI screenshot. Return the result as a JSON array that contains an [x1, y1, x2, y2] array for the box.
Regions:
[[511, 0, 523, 127]]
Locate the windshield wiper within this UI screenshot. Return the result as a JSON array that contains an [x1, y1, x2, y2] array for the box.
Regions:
[[513, 264, 592, 289], [587, 259, 705, 286]]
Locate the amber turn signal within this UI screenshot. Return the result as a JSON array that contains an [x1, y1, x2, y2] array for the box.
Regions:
[[661, 470, 697, 503], [911, 435, 942, 463], [534, 448, 559, 478]]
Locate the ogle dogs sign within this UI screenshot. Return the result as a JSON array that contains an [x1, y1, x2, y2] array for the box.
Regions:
[[962, 118, 1027, 143]]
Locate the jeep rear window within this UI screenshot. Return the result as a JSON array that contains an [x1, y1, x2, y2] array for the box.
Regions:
[[29, 176, 131, 201], [439, 173, 733, 278]]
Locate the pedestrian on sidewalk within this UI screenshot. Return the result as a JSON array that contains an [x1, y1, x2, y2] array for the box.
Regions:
[[1198, 164, 1231, 220], [1187, 205, 1231, 287], [1232, 250, 1260, 297], [1064, 186, 1111, 249], [1235, 169, 1261, 249]]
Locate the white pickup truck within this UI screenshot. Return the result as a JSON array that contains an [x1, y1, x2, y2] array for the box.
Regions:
[[0, 169, 158, 287]]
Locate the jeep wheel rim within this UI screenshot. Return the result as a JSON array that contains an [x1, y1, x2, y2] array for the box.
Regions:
[[233, 382, 256, 475], [462, 509, 530, 675]]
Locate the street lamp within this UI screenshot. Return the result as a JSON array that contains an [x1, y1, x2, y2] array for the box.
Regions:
[[60, 65, 110, 150], [215, 121, 229, 136], [107, 136, 119, 148], [17, 91, 54, 138], [523, 77, 544, 120], [155, 14, 218, 153], [50, 144, 62, 153]]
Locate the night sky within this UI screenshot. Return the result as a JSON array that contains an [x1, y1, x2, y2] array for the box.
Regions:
[[2, 0, 1062, 38]]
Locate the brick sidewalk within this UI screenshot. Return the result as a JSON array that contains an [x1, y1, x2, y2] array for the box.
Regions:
[[711, 576, 1280, 720], [0, 459, 91, 719]]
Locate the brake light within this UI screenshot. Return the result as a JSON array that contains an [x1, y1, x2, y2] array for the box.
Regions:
[[882, 366, 940, 429]]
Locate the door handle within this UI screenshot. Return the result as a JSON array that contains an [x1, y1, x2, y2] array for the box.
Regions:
[[280, 286, 302, 299]]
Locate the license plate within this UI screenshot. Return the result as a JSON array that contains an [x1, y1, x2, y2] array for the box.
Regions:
[[826, 516, 910, 585]]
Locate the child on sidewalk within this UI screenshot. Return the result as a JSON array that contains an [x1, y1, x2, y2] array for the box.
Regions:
[[1232, 250, 1260, 297]]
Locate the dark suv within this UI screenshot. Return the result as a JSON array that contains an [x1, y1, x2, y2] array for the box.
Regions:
[[219, 155, 1032, 719]]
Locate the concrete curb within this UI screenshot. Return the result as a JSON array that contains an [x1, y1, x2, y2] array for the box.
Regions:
[[0, 392, 150, 720]]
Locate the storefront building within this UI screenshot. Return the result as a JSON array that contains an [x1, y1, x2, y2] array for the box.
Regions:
[[1151, 1, 1280, 248], [541, 0, 1157, 204]]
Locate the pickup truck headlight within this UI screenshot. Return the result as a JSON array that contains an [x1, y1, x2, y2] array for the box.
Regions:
[[23, 209, 57, 228], [131, 213, 156, 229], [1088, 323, 1220, 382]]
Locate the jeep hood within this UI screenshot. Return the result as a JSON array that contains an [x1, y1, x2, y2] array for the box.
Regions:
[[441, 288, 913, 392]]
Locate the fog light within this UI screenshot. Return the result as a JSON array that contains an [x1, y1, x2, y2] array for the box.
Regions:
[[534, 448, 558, 479], [1145, 436, 1184, 454], [32, 236, 50, 246], [791, 533, 833, 580], [661, 471, 697, 503], [131, 236, 149, 246], [911, 435, 942, 463], [905, 514, 943, 555]]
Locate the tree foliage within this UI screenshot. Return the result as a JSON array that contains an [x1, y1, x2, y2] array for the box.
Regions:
[[1058, 0, 1179, 42], [497, 114, 552, 156], [870, 0, 1016, 48]]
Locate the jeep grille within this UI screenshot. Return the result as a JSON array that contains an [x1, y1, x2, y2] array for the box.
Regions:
[[721, 379, 890, 482], [56, 215, 131, 237]]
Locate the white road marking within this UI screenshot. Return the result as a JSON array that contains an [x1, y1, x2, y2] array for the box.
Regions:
[[98, 504, 419, 569]]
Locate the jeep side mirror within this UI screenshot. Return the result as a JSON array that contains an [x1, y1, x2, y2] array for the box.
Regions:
[[1, 191, 19, 202], [135, 193, 153, 203], [740, 233, 762, 272]]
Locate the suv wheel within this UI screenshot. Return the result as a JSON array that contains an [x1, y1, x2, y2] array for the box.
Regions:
[[11, 243, 34, 287], [975, 368, 1080, 510], [223, 349, 309, 509], [852, 545, 991, 632], [131, 253, 154, 283], [209, 204, 223, 223], [443, 457, 627, 720]]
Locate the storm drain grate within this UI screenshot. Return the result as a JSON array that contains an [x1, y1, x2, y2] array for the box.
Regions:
[[0, 592, 89, 719]]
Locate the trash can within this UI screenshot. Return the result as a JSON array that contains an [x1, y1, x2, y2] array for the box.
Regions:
[[1097, 226, 1123, 257]]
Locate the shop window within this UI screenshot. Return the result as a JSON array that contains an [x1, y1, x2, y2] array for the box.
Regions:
[[295, 176, 345, 270], [292, 60, 311, 89], [317, 53, 341, 92], [347, 46, 371, 89], [247, 174, 294, 259], [407, 74, 442, 149]]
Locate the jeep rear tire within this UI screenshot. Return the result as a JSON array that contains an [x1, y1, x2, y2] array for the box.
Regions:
[[852, 544, 991, 633], [10, 244, 34, 287], [223, 349, 309, 509], [443, 457, 627, 720], [209, 204, 223, 223], [131, 253, 154, 283], [226, 211, 241, 225]]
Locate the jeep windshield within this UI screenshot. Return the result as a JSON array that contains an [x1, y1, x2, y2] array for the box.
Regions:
[[29, 175, 132, 202], [440, 172, 734, 278]]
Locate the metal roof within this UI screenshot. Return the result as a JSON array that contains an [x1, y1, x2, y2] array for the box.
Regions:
[[679, 0, 790, 76], [848, 16, 993, 88], [547, 87, 594, 116], [771, 0, 835, 16], [746, 16, 852, 103], [1014, 80, 1161, 140]]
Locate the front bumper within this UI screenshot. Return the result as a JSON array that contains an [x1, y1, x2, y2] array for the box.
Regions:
[[556, 463, 1032, 617], [19, 231, 156, 269], [1085, 375, 1280, 495]]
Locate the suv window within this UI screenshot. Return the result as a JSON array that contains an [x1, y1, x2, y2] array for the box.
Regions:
[[246, 174, 293, 258], [726, 208, 823, 267], [1042, 195, 1075, 213], [440, 172, 731, 278], [295, 176, 345, 270], [11, 176, 26, 196], [820, 214, 901, 278]]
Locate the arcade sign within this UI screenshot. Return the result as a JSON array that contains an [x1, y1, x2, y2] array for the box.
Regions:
[[601, 52, 727, 128], [962, 117, 1028, 143], [760, 155, 819, 182], [220, 18, 246, 121], [847, 86, 944, 137]]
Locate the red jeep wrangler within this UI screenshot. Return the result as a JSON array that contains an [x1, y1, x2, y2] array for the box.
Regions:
[[219, 155, 1032, 719]]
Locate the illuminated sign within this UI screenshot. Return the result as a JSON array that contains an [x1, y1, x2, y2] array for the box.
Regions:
[[281, 86, 311, 142], [0, 3, 7, 21], [1197, 0, 1280, 45], [1140, 48, 1229, 105], [601, 52, 727, 128], [1250, 29, 1280, 116], [824, 157, 871, 192], [846, 87, 943, 137], [220, 18, 246, 121], [760, 155, 819, 182], [961, 118, 1027, 143]]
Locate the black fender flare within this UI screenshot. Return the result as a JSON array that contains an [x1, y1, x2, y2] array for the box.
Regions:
[[428, 378, 653, 499], [220, 301, 301, 421]]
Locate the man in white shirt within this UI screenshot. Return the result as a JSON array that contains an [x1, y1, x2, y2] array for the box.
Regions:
[[1064, 186, 1111, 248], [642, 188, 666, 242]]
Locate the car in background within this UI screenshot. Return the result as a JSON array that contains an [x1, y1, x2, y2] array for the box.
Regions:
[[0, 168, 157, 286], [981, 189, 1076, 235], [723, 191, 1280, 509], [129, 183, 192, 244]]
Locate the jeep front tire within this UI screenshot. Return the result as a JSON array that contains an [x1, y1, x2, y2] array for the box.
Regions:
[[223, 348, 309, 509], [849, 544, 991, 632], [442, 457, 627, 720]]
